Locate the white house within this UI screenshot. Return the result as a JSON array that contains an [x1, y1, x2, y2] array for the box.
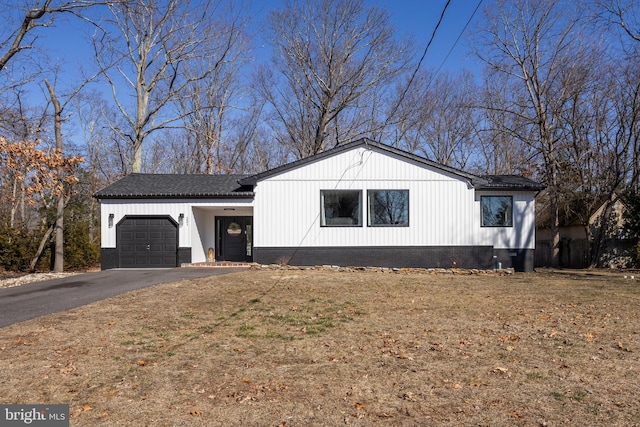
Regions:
[[94, 139, 545, 271]]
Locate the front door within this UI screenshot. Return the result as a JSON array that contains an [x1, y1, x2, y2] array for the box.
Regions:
[[218, 217, 252, 262]]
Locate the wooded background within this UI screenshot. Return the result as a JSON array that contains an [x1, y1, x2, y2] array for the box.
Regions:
[[1, 0, 639, 272]]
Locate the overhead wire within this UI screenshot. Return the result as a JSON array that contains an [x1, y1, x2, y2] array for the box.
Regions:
[[384, 0, 452, 127], [383, 0, 483, 134], [433, 0, 483, 78]]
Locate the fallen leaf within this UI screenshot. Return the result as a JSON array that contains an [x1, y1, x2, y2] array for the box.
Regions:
[[59, 365, 77, 374], [354, 402, 366, 410], [617, 341, 632, 352], [401, 392, 415, 401], [82, 405, 92, 412], [241, 377, 251, 383], [492, 366, 508, 373], [137, 360, 148, 366], [377, 413, 393, 418], [189, 409, 203, 416]]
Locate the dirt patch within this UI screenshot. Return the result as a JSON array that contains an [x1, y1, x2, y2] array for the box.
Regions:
[[1, 270, 639, 426]]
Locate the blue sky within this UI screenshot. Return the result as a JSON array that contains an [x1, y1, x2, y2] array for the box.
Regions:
[[247, 0, 485, 73], [374, 0, 484, 73], [31, 0, 485, 90], [14, 0, 486, 142]]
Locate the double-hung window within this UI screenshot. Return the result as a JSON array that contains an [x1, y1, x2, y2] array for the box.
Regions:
[[481, 195, 513, 227], [368, 190, 409, 226], [321, 190, 362, 226]]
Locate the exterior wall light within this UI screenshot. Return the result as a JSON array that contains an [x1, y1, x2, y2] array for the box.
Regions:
[[108, 213, 114, 228], [179, 213, 184, 226]]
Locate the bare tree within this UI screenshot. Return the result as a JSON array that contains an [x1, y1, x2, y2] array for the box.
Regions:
[[474, 0, 588, 267], [258, 0, 411, 159], [93, 0, 240, 173], [475, 73, 536, 176], [593, 0, 640, 44], [72, 90, 131, 182], [393, 70, 480, 170], [37, 77, 90, 272], [177, 7, 251, 174], [0, 0, 98, 74]]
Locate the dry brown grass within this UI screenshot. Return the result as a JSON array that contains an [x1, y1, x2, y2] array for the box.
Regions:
[[1, 269, 640, 426]]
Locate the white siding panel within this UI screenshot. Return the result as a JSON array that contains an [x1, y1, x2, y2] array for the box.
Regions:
[[270, 148, 463, 183], [475, 191, 537, 249], [254, 148, 479, 248], [100, 200, 193, 248]]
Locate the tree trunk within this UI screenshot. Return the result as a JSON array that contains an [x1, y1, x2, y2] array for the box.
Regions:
[[132, 137, 143, 173], [30, 223, 55, 272], [46, 80, 65, 272]]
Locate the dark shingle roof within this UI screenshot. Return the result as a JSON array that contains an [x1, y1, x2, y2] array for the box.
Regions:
[[476, 175, 546, 191], [93, 174, 253, 199]]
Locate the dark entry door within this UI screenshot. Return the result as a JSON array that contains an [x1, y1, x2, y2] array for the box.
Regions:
[[219, 217, 252, 262], [117, 217, 178, 268]]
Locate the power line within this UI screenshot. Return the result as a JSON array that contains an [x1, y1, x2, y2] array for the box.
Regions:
[[433, 0, 483, 77], [384, 0, 452, 127]]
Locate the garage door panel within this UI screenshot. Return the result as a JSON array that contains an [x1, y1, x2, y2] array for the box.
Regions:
[[148, 257, 166, 266], [117, 217, 178, 268]]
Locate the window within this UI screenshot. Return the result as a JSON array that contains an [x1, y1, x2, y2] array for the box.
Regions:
[[481, 196, 513, 227], [321, 190, 362, 226], [368, 190, 409, 226]]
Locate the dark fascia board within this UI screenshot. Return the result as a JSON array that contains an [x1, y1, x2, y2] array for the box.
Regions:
[[239, 138, 489, 187], [95, 192, 255, 200]]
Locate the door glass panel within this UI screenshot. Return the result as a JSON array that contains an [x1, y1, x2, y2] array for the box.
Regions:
[[227, 222, 242, 236], [246, 224, 252, 256]]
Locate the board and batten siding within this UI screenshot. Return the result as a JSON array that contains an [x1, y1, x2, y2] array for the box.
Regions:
[[475, 191, 537, 250], [253, 147, 479, 248]]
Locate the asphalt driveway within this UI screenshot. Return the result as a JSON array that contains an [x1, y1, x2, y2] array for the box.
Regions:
[[0, 268, 244, 328]]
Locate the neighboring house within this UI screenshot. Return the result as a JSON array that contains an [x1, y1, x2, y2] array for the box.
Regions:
[[94, 139, 545, 271], [536, 193, 636, 268]]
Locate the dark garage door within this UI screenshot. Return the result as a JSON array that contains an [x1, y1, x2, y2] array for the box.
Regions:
[[117, 217, 178, 268]]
